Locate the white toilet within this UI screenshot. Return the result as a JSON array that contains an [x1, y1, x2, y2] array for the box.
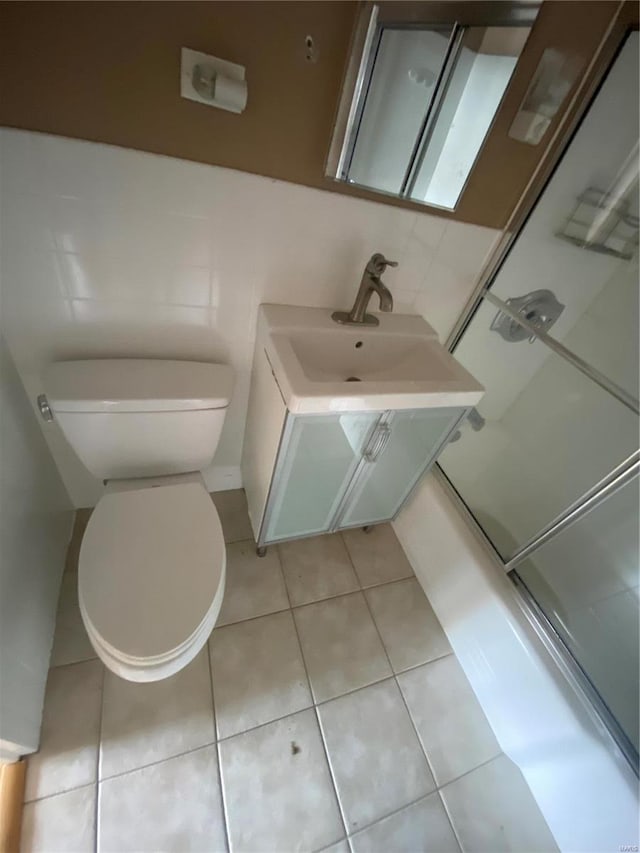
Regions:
[[44, 359, 234, 682]]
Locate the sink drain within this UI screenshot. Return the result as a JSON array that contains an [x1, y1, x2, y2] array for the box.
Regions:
[[345, 376, 361, 382]]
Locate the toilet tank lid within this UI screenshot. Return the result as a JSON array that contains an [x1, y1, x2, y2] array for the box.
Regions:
[[44, 359, 234, 413]]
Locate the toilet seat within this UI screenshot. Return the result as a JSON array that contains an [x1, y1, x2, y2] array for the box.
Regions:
[[78, 478, 225, 680]]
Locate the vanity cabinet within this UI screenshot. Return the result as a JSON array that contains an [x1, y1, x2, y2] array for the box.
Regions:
[[242, 347, 467, 548]]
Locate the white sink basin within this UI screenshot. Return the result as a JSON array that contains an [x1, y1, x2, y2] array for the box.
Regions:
[[258, 304, 484, 414], [284, 330, 448, 383]]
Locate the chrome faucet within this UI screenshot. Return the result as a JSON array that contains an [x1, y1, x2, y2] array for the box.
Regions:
[[332, 253, 398, 327]]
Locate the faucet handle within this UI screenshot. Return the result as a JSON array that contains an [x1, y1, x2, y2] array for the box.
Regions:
[[369, 253, 399, 274]]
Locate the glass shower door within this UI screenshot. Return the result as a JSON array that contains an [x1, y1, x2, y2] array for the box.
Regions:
[[515, 477, 639, 754], [437, 31, 639, 765]]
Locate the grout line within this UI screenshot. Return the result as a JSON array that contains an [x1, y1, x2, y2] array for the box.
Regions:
[[439, 752, 505, 792], [436, 789, 465, 853], [347, 788, 445, 841], [91, 741, 219, 789], [49, 654, 99, 672], [94, 663, 106, 853], [23, 782, 97, 808], [214, 571, 415, 636], [24, 743, 221, 806], [216, 603, 291, 631], [312, 704, 350, 845], [435, 754, 512, 853], [343, 539, 443, 806], [273, 543, 292, 610], [207, 641, 231, 853], [283, 567, 350, 843]]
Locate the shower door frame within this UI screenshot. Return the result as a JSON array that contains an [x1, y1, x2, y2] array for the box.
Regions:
[[434, 11, 640, 774]]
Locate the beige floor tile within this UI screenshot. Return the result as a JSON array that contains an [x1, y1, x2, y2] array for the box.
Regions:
[[318, 678, 435, 833], [22, 785, 96, 853], [25, 660, 103, 801], [293, 592, 391, 702], [440, 755, 558, 852], [217, 540, 289, 626], [342, 524, 414, 587], [365, 578, 451, 672], [98, 746, 226, 853], [398, 656, 501, 786], [351, 793, 460, 853], [219, 708, 343, 853], [211, 489, 253, 543], [50, 573, 96, 667], [64, 508, 92, 574], [278, 534, 360, 606], [210, 610, 312, 739], [100, 648, 214, 780]]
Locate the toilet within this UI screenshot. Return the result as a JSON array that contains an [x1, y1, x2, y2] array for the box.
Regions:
[[43, 359, 234, 682]]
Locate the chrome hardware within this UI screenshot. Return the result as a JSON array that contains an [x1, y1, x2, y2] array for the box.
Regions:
[[332, 253, 397, 326], [484, 289, 639, 415], [364, 424, 391, 462], [467, 408, 485, 431], [450, 407, 486, 443], [37, 394, 54, 422], [369, 253, 398, 274], [490, 289, 565, 343]]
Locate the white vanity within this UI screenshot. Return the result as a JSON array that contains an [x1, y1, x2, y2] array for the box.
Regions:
[[241, 305, 483, 552]]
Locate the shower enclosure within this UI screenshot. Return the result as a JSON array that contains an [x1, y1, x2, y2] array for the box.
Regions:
[[438, 31, 639, 769]]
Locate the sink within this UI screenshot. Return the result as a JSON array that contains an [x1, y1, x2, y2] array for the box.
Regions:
[[284, 330, 456, 384], [258, 304, 484, 414]]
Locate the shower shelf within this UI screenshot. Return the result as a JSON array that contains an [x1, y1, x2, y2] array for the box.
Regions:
[[556, 187, 639, 260]]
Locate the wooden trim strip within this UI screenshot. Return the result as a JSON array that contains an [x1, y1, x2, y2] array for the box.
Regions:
[[0, 761, 26, 853]]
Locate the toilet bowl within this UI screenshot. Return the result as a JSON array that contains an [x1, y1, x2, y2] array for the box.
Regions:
[[78, 473, 225, 681]]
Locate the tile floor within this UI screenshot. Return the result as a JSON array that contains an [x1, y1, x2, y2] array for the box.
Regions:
[[22, 490, 558, 853]]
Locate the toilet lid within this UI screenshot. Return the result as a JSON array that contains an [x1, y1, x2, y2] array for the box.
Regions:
[[79, 482, 225, 660]]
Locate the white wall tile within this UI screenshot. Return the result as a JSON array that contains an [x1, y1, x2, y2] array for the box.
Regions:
[[0, 130, 500, 507]]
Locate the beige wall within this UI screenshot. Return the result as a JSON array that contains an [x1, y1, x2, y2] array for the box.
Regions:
[[0, 2, 356, 189], [0, 1, 626, 229]]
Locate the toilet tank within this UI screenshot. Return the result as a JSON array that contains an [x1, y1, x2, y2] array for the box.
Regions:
[[44, 360, 234, 480]]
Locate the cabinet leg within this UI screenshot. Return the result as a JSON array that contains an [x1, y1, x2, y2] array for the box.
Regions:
[[362, 525, 372, 534], [256, 546, 268, 558]]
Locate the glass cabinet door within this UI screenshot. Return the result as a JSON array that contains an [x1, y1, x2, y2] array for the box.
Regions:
[[338, 407, 463, 529], [263, 412, 380, 543]]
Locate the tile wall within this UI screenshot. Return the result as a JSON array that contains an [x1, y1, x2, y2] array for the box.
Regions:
[[0, 129, 500, 507]]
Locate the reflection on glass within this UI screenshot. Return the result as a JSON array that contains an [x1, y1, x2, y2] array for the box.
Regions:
[[349, 27, 453, 195], [411, 27, 529, 209], [488, 33, 639, 400], [515, 478, 639, 754], [439, 299, 639, 558]]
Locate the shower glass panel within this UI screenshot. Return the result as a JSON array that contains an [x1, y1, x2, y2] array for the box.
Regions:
[[438, 298, 639, 557], [487, 33, 639, 401], [438, 29, 639, 766], [515, 477, 639, 753]]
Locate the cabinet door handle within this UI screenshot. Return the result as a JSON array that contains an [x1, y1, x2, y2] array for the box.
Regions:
[[364, 425, 391, 462]]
